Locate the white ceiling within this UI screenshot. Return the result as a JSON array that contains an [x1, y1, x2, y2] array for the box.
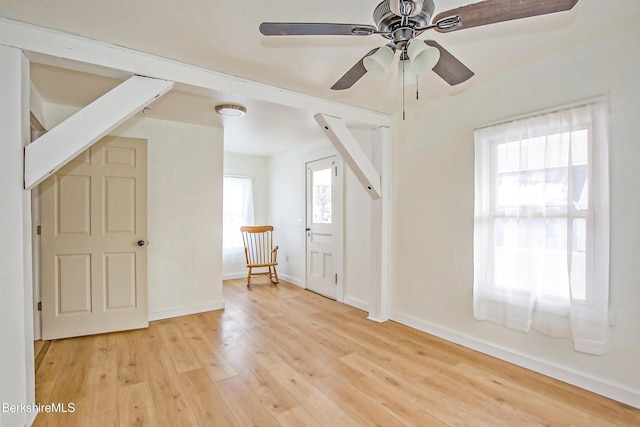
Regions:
[[1, 0, 635, 156]]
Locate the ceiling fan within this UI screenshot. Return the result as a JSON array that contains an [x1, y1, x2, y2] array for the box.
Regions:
[[259, 0, 579, 90]]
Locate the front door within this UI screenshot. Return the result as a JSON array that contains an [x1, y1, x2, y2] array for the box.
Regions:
[[306, 156, 342, 299], [40, 136, 148, 340]]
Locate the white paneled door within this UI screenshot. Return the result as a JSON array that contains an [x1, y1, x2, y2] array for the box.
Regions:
[[40, 136, 148, 340], [306, 156, 342, 299]]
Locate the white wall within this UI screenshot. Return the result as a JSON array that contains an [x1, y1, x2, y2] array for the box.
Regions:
[[0, 46, 35, 427], [44, 104, 225, 320], [268, 141, 326, 285], [222, 152, 269, 278], [268, 135, 373, 309], [390, 23, 640, 406]]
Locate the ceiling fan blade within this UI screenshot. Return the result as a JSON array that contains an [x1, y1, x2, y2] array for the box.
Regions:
[[259, 22, 377, 36], [423, 40, 474, 86], [331, 48, 379, 90], [433, 0, 579, 33]]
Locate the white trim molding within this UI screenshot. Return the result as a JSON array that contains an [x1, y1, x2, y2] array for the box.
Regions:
[[279, 274, 303, 288], [0, 17, 389, 129], [148, 301, 225, 322], [222, 273, 248, 281], [222, 273, 303, 288], [344, 297, 369, 313], [391, 311, 640, 409], [367, 126, 391, 322]]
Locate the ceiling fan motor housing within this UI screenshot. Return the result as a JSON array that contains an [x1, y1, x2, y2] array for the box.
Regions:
[[374, 0, 435, 35]]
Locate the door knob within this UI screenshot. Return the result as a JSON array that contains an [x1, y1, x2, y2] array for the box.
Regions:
[[137, 240, 146, 247]]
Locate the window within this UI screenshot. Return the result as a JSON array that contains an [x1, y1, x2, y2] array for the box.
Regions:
[[312, 167, 332, 224], [493, 131, 588, 302], [223, 176, 254, 249], [473, 99, 610, 355]]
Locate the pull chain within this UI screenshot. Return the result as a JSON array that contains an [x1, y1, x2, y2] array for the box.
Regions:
[[402, 55, 406, 121]]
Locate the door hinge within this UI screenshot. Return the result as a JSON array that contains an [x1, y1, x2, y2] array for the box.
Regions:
[[335, 273, 338, 285], [36, 225, 41, 235], [37, 301, 42, 311], [335, 166, 338, 177]]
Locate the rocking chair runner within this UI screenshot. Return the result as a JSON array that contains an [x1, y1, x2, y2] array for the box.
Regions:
[[240, 225, 279, 286]]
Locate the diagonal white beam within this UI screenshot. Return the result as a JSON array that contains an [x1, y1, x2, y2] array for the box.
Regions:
[[315, 114, 382, 200], [24, 75, 173, 190]]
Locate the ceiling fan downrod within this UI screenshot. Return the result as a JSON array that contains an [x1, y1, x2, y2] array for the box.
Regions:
[[375, 0, 434, 37], [390, 0, 426, 19]]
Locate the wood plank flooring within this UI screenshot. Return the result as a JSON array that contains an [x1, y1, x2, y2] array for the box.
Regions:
[[33, 279, 640, 426]]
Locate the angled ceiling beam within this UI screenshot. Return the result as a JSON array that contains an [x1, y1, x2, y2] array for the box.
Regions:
[[24, 75, 173, 190], [315, 114, 382, 200], [0, 18, 390, 128]]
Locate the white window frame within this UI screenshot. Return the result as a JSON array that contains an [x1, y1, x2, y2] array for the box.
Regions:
[[486, 125, 591, 308], [473, 99, 610, 355]]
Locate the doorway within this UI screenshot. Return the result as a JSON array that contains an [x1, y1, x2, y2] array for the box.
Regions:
[[39, 136, 148, 340], [305, 155, 343, 300]]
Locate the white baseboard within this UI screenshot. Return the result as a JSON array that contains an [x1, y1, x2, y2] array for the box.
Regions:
[[148, 301, 225, 322], [279, 274, 302, 287], [28, 410, 38, 427], [391, 311, 640, 409], [222, 272, 246, 280], [343, 296, 368, 312], [223, 272, 302, 288]]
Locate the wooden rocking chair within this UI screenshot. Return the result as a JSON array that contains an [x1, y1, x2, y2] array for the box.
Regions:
[[240, 225, 279, 286]]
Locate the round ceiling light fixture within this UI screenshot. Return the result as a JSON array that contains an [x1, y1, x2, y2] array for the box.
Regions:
[[214, 104, 247, 117]]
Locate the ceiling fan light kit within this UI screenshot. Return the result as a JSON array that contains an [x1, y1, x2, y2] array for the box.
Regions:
[[407, 39, 440, 75], [363, 44, 396, 79], [259, 0, 580, 91]]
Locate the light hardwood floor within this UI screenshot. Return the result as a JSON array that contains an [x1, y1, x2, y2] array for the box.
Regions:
[[34, 279, 639, 426]]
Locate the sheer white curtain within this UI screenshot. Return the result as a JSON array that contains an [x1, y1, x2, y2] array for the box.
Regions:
[[223, 176, 254, 250], [473, 99, 610, 355]]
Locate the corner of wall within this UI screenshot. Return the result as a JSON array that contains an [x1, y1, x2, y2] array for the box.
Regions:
[[148, 300, 225, 322]]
